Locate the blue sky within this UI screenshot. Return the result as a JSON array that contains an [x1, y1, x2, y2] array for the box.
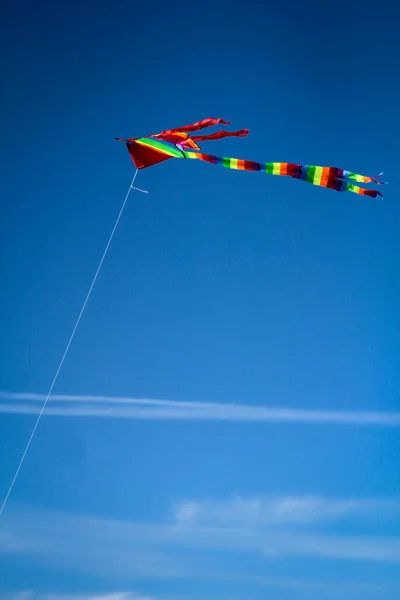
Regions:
[[0, 0, 399, 599]]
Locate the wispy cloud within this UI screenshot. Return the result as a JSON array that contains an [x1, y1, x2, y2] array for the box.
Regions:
[[1, 503, 400, 573], [0, 593, 153, 600], [174, 494, 400, 527], [1, 583, 399, 600], [1, 391, 399, 426]]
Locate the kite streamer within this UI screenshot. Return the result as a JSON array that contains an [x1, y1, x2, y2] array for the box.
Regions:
[[182, 151, 386, 199]]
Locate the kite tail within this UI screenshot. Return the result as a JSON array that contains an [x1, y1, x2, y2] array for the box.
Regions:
[[341, 182, 384, 199], [183, 151, 385, 198], [156, 129, 249, 150], [159, 117, 230, 135], [336, 169, 389, 186], [191, 129, 249, 143]]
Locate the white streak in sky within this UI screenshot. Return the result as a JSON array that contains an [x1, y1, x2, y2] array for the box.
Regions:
[[0, 593, 152, 600], [174, 494, 400, 527], [1, 504, 400, 567], [0, 391, 399, 426]]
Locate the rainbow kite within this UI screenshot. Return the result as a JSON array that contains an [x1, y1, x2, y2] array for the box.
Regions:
[[116, 118, 387, 198]]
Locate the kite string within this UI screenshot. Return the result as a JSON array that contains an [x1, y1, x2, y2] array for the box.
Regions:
[[0, 169, 139, 517]]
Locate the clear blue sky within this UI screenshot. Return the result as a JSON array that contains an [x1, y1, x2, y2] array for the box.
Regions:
[[0, 1, 399, 599]]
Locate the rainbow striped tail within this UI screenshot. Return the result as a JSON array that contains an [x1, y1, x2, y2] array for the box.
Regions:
[[182, 151, 387, 199]]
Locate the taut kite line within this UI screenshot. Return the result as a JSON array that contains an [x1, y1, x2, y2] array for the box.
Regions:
[[116, 117, 387, 198]]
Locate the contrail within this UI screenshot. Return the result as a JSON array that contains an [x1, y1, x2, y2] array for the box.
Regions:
[[1, 391, 399, 426]]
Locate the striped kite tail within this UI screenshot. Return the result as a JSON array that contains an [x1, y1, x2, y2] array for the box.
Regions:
[[302, 165, 387, 198], [183, 151, 387, 198], [337, 169, 388, 186], [332, 180, 384, 199]]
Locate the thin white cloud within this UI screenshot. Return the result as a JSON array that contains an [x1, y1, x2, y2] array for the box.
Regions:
[[1, 503, 400, 573], [0, 593, 152, 600], [174, 495, 400, 526], [1, 391, 399, 426], [1, 583, 399, 600]]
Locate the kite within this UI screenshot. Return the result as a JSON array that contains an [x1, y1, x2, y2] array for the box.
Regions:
[[116, 118, 387, 198]]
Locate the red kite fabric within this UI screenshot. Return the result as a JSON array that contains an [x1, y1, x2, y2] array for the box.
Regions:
[[115, 118, 248, 169]]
